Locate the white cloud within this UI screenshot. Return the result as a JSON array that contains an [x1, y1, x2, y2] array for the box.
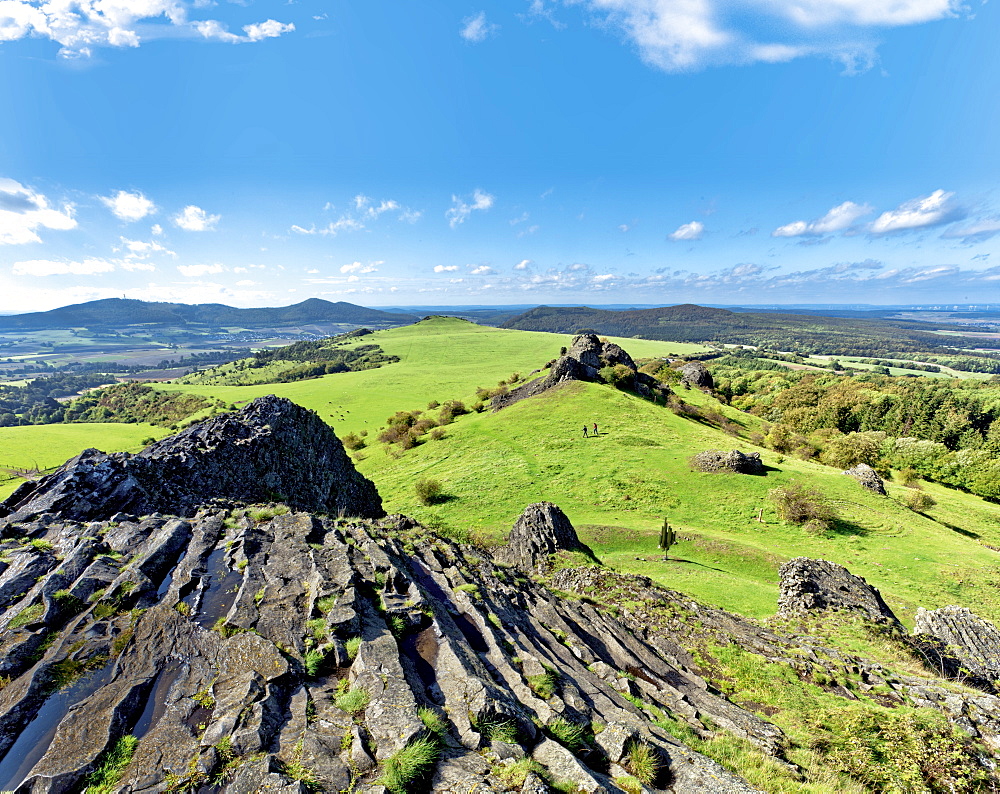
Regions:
[[177, 263, 224, 277], [569, 0, 963, 72], [173, 204, 220, 231], [101, 189, 156, 221], [235, 279, 258, 286], [668, 220, 704, 241], [340, 261, 380, 274], [943, 217, 1000, 243], [773, 200, 873, 237], [870, 189, 958, 234], [243, 19, 295, 41], [0, 1, 295, 57], [470, 265, 494, 275], [460, 11, 498, 42], [151, 223, 163, 235], [446, 189, 494, 228], [115, 237, 175, 259], [293, 196, 418, 236], [0, 178, 76, 245], [434, 265, 459, 272], [12, 257, 115, 276], [514, 259, 531, 270]]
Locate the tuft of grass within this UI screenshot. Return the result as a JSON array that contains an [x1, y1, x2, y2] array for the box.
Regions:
[[315, 594, 337, 614], [418, 706, 448, 736], [303, 648, 329, 678], [247, 505, 290, 523], [493, 757, 546, 789], [306, 617, 328, 643], [376, 735, 440, 793], [626, 740, 660, 785], [527, 667, 560, 700], [475, 713, 519, 744], [84, 735, 139, 794], [279, 739, 321, 790], [546, 717, 587, 752], [344, 636, 362, 661], [334, 686, 370, 715], [8, 601, 45, 629]]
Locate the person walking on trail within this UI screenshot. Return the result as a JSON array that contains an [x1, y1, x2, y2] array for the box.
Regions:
[[582, 425, 588, 438], [592, 422, 599, 437]]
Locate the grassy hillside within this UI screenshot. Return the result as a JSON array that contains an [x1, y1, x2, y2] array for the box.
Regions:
[[2, 317, 998, 632], [154, 317, 707, 437], [0, 422, 169, 498]]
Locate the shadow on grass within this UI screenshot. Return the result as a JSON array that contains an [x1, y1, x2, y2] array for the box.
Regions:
[[932, 519, 979, 539], [427, 493, 459, 505], [660, 557, 728, 573], [827, 518, 869, 537]]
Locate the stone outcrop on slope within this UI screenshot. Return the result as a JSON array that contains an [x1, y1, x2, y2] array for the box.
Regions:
[[679, 361, 713, 390], [915, 606, 1000, 686], [0, 395, 384, 526], [690, 449, 764, 475], [842, 463, 887, 496], [493, 502, 598, 574], [490, 333, 672, 411], [777, 557, 903, 630]]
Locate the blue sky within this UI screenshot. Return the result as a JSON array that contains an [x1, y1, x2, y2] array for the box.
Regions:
[[1, 0, 999, 311]]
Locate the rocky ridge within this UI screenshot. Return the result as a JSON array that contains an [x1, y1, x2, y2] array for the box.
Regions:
[[490, 334, 672, 411]]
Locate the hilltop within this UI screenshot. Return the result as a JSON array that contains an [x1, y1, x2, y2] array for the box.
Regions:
[[0, 297, 417, 330]]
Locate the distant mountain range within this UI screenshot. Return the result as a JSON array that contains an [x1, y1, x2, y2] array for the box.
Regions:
[[0, 298, 418, 330], [501, 303, 1000, 356]]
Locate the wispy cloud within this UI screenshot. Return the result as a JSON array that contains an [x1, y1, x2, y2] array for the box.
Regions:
[[0, 2, 295, 58], [567, 0, 964, 72], [446, 189, 495, 228], [340, 260, 381, 274], [773, 200, 873, 237], [178, 263, 225, 277], [292, 195, 419, 236], [870, 189, 961, 234], [668, 220, 704, 241], [942, 216, 1000, 243], [0, 178, 76, 245], [460, 11, 498, 42]]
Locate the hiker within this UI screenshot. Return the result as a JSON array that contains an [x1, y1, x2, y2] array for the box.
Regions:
[[582, 425, 588, 438], [592, 422, 598, 436]]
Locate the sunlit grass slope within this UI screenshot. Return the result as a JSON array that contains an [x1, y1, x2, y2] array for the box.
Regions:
[[354, 376, 1000, 626], [155, 317, 707, 438], [0, 423, 169, 499]]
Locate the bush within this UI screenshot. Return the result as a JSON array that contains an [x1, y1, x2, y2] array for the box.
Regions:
[[415, 478, 443, 505], [600, 364, 634, 389], [768, 483, 836, 530], [903, 490, 936, 513], [341, 432, 365, 450]]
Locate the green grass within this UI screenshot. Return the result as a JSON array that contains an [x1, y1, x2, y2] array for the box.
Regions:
[[376, 735, 441, 793], [84, 735, 138, 794], [0, 422, 168, 499], [334, 686, 370, 714]]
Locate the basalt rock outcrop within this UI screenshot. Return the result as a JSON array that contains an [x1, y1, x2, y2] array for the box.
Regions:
[[690, 449, 763, 475], [491, 334, 672, 411], [679, 361, 713, 390], [777, 557, 903, 630], [493, 502, 598, 574], [0, 406, 764, 794], [915, 606, 1000, 686], [842, 463, 887, 496], [0, 396, 383, 526]]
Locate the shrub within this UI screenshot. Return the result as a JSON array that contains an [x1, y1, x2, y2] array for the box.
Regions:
[[415, 478, 443, 505], [341, 432, 365, 450], [903, 490, 936, 513], [768, 483, 836, 530], [429, 428, 445, 441], [437, 400, 468, 425], [600, 364, 634, 389]]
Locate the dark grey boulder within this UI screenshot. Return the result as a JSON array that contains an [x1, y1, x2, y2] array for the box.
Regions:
[[493, 502, 597, 574], [0, 396, 383, 526], [680, 360, 714, 389], [777, 557, 903, 630], [842, 463, 887, 496], [691, 449, 763, 475]]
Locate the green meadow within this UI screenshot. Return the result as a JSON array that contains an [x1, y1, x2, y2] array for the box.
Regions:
[[2, 316, 999, 630]]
